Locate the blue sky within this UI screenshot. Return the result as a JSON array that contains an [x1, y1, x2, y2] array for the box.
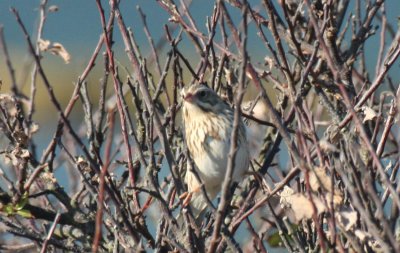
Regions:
[[0, 0, 399, 107]]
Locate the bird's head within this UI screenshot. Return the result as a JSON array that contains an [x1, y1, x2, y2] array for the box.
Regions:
[[181, 84, 227, 114]]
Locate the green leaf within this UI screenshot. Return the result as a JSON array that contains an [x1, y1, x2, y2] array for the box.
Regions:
[[17, 209, 33, 219], [3, 204, 15, 216], [266, 230, 284, 247], [266, 226, 297, 248], [15, 194, 29, 211]]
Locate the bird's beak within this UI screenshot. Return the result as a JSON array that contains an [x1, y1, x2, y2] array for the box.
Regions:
[[183, 92, 194, 102]]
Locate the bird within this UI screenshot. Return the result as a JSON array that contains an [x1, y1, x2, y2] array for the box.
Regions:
[[180, 84, 250, 217]]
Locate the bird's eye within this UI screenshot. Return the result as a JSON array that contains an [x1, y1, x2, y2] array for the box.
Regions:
[[198, 90, 207, 98]]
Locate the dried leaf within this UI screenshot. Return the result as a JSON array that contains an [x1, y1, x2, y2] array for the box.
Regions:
[[309, 167, 343, 206], [354, 230, 384, 252], [359, 145, 371, 165], [309, 167, 332, 192], [30, 123, 39, 134], [326, 124, 341, 144], [38, 39, 71, 64], [362, 106, 378, 123], [319, 139, 339, 153], [4, 155, 11, 165], [0, 94, 12, 101], [48, 5, 59, 12], [7, 147, 30, 166], [327, 191, 344, 206], [369, 240, 384, 253], [20, 149, 30, 159], [224, 67, 233, 85], [264, 56, 274, 69], [38, 38, 51, 51], [354, 229, 369, 241], [279, 187, 326, 222], [279, 186, 294, 208], [336, 210, 358, 231], [385, 160, 392, 172], [13, 130, 28, 146], [42, 172, 57, 184], [290, 193, 326, 221], [49, 43, 71, 64], [76, 156, 86, 164]]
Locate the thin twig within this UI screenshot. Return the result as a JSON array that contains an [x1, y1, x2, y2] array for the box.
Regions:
[[40, 212, 61, 253]]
